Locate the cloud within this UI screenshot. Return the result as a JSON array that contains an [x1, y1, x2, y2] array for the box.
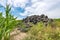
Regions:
[[7, 0, 28, 8], [46, 7, 60, 18], [0, 0, 60, 19], [0, 0, 6, 7], [19, 0, 60, 19], [19, 1, 47, 16]]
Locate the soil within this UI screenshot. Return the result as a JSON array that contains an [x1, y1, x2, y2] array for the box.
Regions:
[[10, 28, 27, 40]]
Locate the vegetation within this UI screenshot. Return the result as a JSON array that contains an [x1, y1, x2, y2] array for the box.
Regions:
[[0, 5, 17, 40], [23, 20, 60, 40], [15, 15, 60, 40], [0, 5, 60, 40]]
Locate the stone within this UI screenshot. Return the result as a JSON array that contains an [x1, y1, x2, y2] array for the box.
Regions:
[[22, 14, 54, 27]]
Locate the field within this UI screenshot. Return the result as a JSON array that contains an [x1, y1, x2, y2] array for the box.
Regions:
[[10, 19, 60, 40]]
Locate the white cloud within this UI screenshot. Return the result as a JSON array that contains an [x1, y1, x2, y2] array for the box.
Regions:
[[7, 0, 28, 8], [46, 7, 60, 18], [19, 1, 47, 16], [0, 0, 6, 7], [0, 0, 28, 8], [0, 0, 60, 19], [19, 0, 60, 19]]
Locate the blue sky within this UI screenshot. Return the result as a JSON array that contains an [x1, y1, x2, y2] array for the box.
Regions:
[[0, 0, 60, 20]]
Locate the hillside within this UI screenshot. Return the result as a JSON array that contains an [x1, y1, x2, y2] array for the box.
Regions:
[[10, 15, 60, 40]]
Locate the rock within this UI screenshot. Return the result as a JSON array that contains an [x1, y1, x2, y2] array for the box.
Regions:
[[22, 14, 54, 27], [25, 23, 32, 28]]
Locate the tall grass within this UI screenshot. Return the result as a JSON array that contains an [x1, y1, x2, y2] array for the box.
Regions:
[[0, 5, 17, 40], [23, 22, 60, 40]]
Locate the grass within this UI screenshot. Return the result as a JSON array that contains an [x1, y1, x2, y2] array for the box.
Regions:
[[23, 19, 60, 40], [54, 19, 60, 27], [54, 19, 60, 21]]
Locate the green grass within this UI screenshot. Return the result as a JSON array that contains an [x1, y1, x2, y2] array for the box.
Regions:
[[54, 19, 60, 27], [54, 19, 60, 21]]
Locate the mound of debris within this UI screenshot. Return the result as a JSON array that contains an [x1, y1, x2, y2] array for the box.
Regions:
[[17, 14, 54, 32], [23, 14, 54, 26]]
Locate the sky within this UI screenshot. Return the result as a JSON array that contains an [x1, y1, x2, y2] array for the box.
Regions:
[[0, 0, 60, 20]]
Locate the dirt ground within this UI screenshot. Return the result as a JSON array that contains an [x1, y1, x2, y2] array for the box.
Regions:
[[10, 28, 27, 40]]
